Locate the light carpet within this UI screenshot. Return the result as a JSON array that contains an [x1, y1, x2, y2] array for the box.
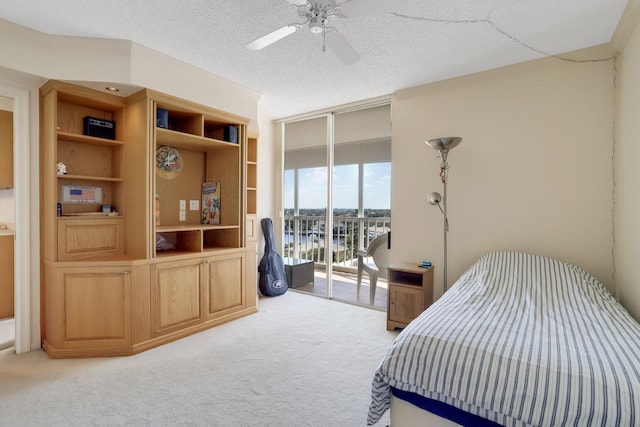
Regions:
[[0, 291, 397, 426]]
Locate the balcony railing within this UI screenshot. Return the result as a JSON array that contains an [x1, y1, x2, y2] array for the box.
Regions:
[[283, 215, 391, 270]]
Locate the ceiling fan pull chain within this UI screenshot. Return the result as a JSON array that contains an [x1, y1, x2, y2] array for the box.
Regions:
[[323, 30, 327, 52]]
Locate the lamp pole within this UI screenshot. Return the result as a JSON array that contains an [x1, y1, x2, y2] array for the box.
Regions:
[[441, 149, 449, 291], [425, 137, 462, 293]]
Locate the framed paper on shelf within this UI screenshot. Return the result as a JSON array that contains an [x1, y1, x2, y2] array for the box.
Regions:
[[61, 185, 102, 204], [202, 181, 221, 224]]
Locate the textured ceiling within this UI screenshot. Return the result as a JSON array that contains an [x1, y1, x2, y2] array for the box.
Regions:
[[0, 0, 629, 119]]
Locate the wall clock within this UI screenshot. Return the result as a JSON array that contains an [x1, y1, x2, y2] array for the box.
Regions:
[[155, 146, 183, 180]]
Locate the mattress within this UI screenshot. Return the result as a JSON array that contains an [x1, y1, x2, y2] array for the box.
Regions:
[[392, 387, 502, 426], [368, 251, 640, 426]]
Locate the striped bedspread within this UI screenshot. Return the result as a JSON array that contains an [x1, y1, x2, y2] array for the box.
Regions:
[[368, 251, 640, 426]]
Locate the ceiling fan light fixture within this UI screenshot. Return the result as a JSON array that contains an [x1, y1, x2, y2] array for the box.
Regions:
[[309, 17, 324, 33], [247, 0, 409, 64]]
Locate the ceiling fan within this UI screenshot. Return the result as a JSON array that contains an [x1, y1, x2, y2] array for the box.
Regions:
[[245, 0, 409, 65]]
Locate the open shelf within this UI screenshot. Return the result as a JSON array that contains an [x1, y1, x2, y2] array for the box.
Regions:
[[57, 131, 125, 146], [247, 136, 257, 163], [157, 108, 202, 136], [156, 127, 239, 152], [155, 225, 241, 257], [246, 133, 258, 220], [153, 100, 245, 257], [58, 214, 123, 219], [156, 224, 239, 232], [58, 175, 124, 182]]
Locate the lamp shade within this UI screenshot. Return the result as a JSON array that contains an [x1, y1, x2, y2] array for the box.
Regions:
[[427, 192, 442, 205], [425, 137, 462, 152]]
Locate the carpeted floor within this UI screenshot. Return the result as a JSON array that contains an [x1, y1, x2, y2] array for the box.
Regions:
[[0, 292, 397, 426]]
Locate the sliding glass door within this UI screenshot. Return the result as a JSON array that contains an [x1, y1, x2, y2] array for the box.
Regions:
[[283, 115, 331, 298], [331, 106, 391, 308], [282, 103, 391, 308]]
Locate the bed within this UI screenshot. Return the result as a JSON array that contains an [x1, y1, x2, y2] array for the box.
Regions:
[[368, 251, 640, 426]]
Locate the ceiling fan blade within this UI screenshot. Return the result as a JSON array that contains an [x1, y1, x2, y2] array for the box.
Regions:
[[245, 25, 300, 50], [339, 0, 409, 17], [285, 0, 307, 5], [325, 31, 360, 65]]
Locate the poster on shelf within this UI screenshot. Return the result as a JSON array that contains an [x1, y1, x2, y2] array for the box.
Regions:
[[202, 181, 221, 225]]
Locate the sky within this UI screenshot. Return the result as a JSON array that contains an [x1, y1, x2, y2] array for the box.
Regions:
[[284, 162, 391, 210]]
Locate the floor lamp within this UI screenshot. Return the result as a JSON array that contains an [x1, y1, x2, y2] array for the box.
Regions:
[[425, 137, 462, 293]]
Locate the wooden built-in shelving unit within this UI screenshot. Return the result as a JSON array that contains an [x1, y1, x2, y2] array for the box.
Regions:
[[40, 81, 258, 358], [245, 131, 258, 241]]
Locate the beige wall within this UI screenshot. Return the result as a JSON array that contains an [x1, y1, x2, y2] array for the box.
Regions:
[[615, 15, 640, 321], [256, 97, 278, 259], [391, 49, 616, 299]]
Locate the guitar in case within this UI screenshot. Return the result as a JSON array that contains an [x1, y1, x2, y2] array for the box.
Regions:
[[258, 218, 288, 296]]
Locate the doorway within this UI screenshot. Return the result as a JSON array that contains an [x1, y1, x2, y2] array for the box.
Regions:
[[0, 83, 33, 354], [0, 98, 15, 350], [281, 102, 391, 309]]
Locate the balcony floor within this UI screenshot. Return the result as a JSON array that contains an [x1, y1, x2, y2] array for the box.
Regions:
[[290, 269, 387, 309]]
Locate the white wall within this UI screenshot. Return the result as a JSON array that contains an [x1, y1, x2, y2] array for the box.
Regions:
[[0, 190, 15, 224], [615, 13, 640, 321], [392, 48, 616, 299]]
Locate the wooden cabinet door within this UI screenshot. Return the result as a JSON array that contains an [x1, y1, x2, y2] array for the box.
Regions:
[[203, 251, 245, 320], [57, 218, 125, 261], [46, 265, 131, 350], [150, 258, 203, 336], [244, 243, 258, 310], [388, 285, 424, 326]]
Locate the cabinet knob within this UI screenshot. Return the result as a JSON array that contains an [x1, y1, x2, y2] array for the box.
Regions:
[[123, 271, 129, 275]]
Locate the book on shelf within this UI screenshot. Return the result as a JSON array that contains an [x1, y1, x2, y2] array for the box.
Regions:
[[202, 181, 221, 225]]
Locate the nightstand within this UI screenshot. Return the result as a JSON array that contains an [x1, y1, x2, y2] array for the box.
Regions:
[[387, 263, 434, 331]]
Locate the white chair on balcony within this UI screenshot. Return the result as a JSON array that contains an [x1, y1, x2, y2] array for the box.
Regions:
[[357, 233, 389, 305]]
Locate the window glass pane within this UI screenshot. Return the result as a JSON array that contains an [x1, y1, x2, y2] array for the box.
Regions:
[[298, 166, 327, 216], [284, 169, 294, 214], [363, 162, 391, 217], [332, 164, 358, 217]]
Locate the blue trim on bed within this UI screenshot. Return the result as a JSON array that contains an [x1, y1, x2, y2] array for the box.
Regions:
[[392, 388, 504, 427]]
